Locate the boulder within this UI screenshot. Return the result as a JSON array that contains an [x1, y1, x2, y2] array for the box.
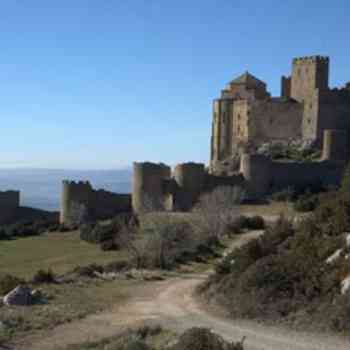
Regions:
[[3, 285, 33, 306], [341, 275, 350, 295]]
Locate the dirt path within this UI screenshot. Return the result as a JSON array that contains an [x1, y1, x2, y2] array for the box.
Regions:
[[12, 232, 350, 350]]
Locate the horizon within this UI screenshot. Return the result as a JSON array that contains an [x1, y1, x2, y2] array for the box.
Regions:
[[1, 1, 349, 169]]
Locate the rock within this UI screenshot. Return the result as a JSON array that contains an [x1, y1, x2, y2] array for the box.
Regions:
[[346, 233, 350, 246], [341, 275, 350, 295], [3, 286, 33, 306], [326, 248, 343, 264], [31, 289, 42, 300]]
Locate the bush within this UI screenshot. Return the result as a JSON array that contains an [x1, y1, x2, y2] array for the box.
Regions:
[[271, 187, 295, 202], [170, 327, 244, 350], [73, 263, 104, 278], [142, 218, 196, 269], [245, 216, 265, 230], [32, 269, 56, 284], [227, 216, 265, 234], [192, 186, 244, 240], [0, 228, 10, 240], [293, 192, 319, 212], [0, 274, 25, 295], [202, 187, 350, 332], [104, 260, 130, 273], [0, 219, 59, 239], [80, 213, 138, 248]]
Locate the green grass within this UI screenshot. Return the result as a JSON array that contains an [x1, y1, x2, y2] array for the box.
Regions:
[[64, 326, 175, 350], [0, 230, 129, 279], [0, 278, 136, 344]]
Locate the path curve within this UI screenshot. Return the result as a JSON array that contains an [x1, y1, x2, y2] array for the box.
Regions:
[[12, 232, 350, 350]]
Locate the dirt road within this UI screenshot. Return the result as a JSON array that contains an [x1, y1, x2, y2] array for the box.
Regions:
[[12, 232, 350, 350]]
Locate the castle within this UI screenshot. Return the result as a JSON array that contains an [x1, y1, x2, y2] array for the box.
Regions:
[[210, 56, 350, 175], [0, 55, 345, 225], [59, 55, 350, 224]]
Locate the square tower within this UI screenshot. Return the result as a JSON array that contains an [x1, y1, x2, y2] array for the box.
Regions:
[[291, 56, 329, 102]]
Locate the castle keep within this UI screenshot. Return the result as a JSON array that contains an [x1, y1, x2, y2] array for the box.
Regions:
[[210, 56, 350, 175]]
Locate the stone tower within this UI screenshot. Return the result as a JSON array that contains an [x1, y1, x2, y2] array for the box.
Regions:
[[291, 56, 329, 103]]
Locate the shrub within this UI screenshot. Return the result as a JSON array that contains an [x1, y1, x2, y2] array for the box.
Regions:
[[227, 215, 265, 234], [0, 274, 25, 295], [170, 327, 244, 350], [245, 216, 265, 230], [340, 161, 350, 192], [80, 223, 115, 244], [104, 260, 130, 273], [192, 186, 244, 240], [73, 264, 104, 278], [80, 213, 138, 248], [293, 192, 319, 212], [32, 269, 56, 284], [271, 187, 295, 202], [142, 218, 196, 269], [0, 228, 9, 240]]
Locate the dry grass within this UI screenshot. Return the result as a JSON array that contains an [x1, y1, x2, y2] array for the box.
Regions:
[[0, 278, 137, 343], [239, 201, 295, 217], [0, 230, 129, 279]]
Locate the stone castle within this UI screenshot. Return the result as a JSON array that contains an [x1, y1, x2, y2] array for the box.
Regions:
[[210, 56, 350, 175], [59, 55, 350, 224], [1, 55, 349, 225]]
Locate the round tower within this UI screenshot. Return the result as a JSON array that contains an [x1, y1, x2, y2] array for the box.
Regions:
[[60, 181, 92, 225], [240, 154, 271, 198], [173, 162, 205, 210], [132, 162, 171, 213], [322, 129, 347, 161]]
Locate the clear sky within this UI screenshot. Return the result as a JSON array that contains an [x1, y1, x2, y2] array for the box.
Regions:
[[0, 0, 349, 169]]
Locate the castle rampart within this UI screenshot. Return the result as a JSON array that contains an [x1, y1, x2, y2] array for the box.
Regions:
[[173, 163, 205, 210], [60, 180, 131, 225], [322, 129, 347, 161], [132, 162, 171, 213], [240, 154, 271, 198]]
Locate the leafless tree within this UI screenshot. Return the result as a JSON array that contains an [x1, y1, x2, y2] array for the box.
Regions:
[[191, 186, 244, 241]]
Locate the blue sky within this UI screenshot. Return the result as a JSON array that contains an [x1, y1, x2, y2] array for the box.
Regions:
[[0, 1, 349, 169]]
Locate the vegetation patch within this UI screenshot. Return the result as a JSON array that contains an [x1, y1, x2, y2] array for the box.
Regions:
[[201, 184, 350, 333], [63, 326, 245, 350], [0, 278, 134, 343]]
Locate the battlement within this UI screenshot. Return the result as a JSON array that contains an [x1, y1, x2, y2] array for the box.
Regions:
[[293, 55, 329, 64], [62, 180, 92, 187], [60, 179, 131, 225]]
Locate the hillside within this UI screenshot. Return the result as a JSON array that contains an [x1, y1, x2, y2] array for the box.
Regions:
[[200, 187, 350, 333]]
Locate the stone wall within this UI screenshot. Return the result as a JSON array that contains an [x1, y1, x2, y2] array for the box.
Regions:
[[239, 129, 348, 198], [132, 161, 244, 213], [132, 162, 172, 213], [291, 56, 329, 103], [60, 181, 131, 225], [248, 98, 303, 143]]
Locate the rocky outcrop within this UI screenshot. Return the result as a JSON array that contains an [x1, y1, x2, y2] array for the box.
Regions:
[[3, 286, 33, 306]]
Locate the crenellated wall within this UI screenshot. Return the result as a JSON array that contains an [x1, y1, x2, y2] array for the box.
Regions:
[[239, 129, 347, 197], [60, 180, 131, 225], [291, 56, 329, 103]]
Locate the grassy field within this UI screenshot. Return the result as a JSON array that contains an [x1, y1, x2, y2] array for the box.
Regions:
[[0, 278, 137, 344], [0, 230, 128, 279]]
